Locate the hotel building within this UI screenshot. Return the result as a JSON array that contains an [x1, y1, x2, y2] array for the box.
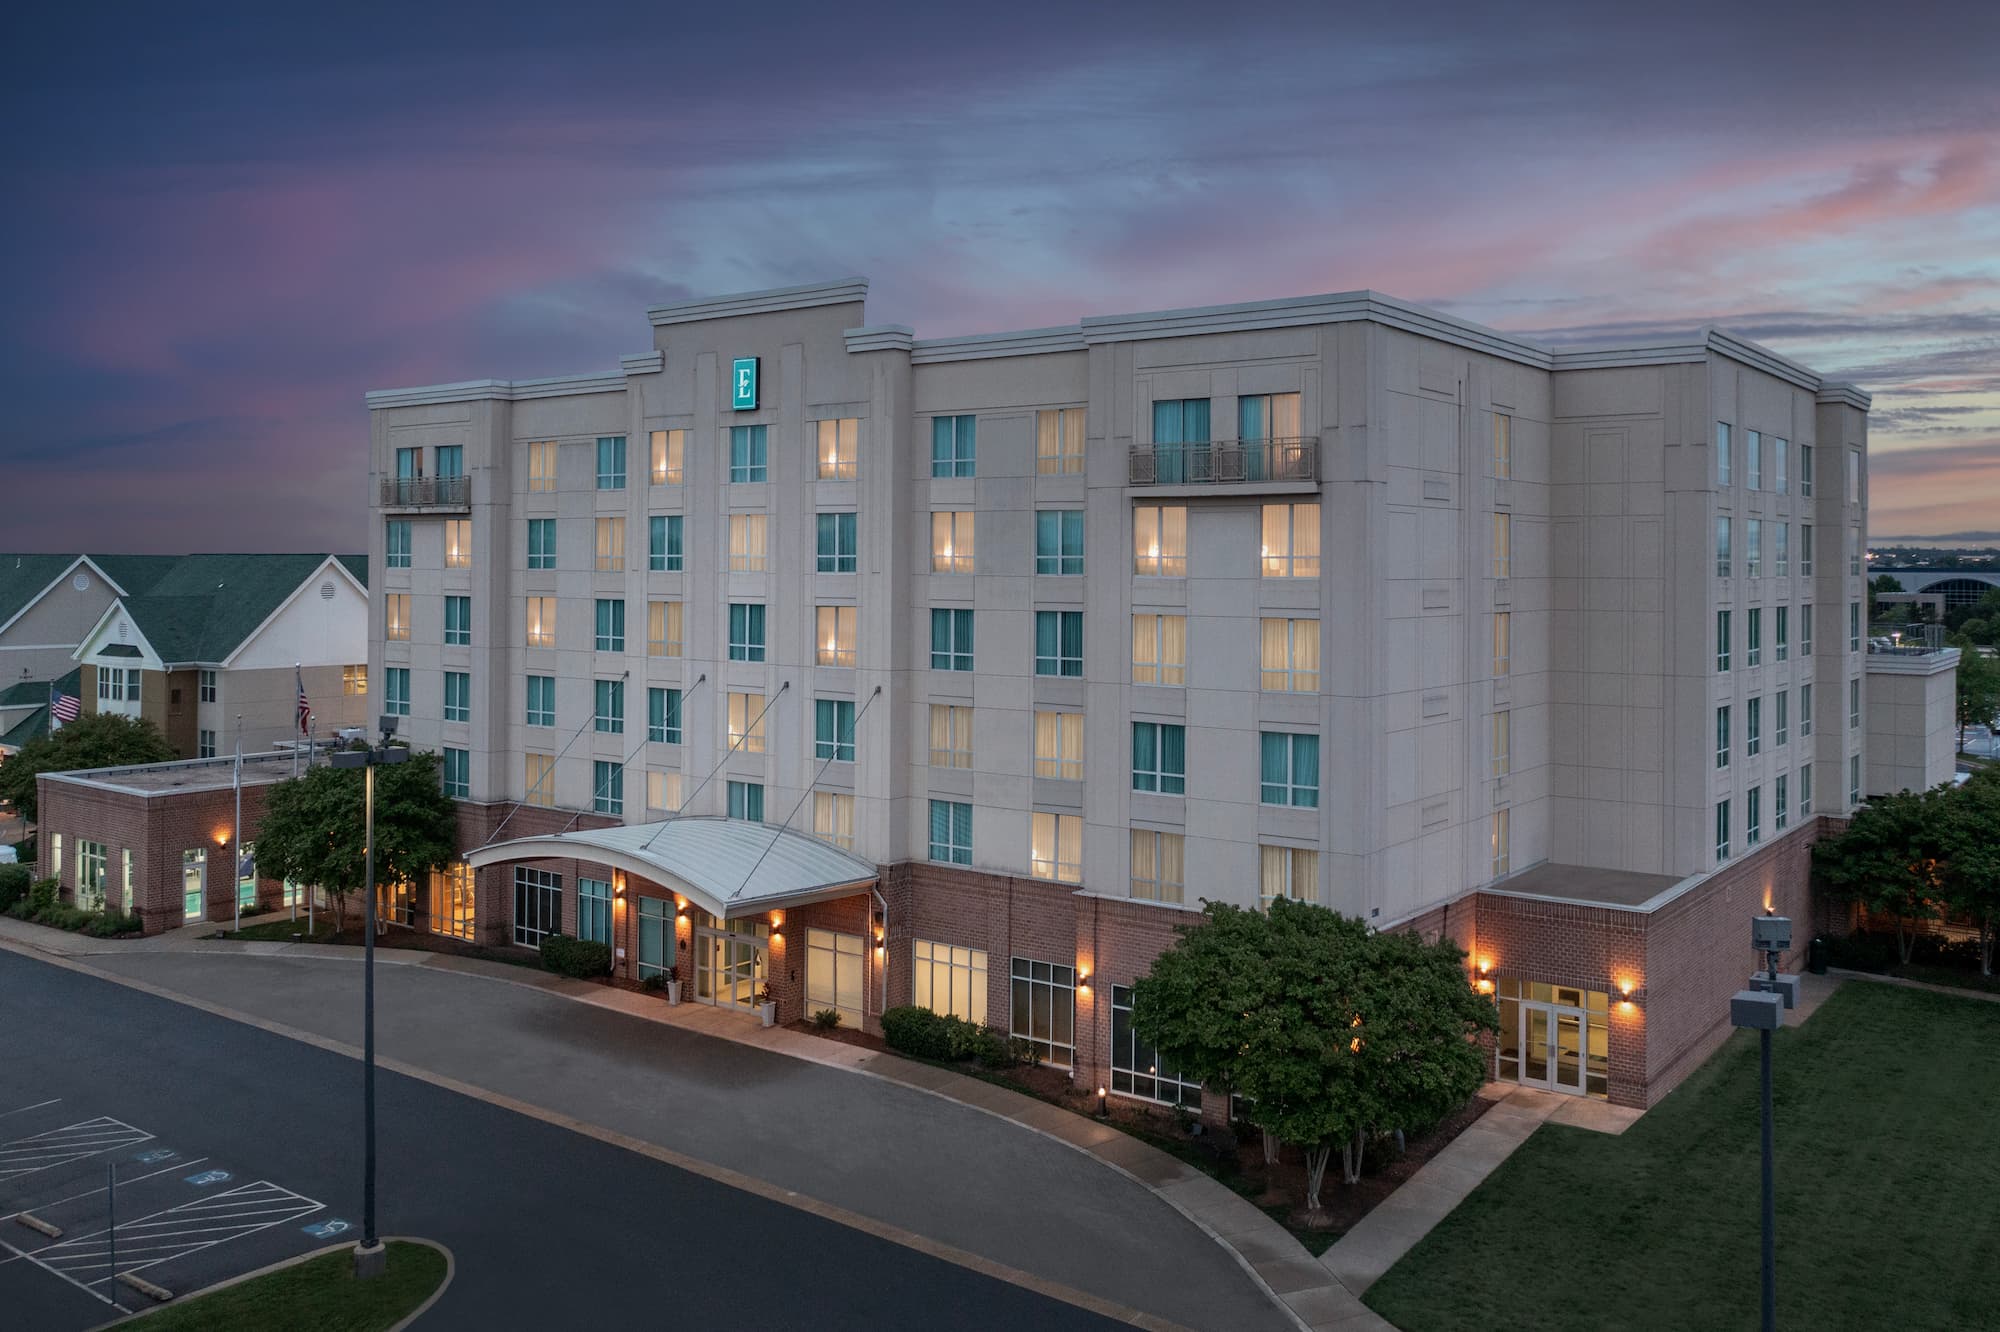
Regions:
[[360, 278, 1876, 1108]]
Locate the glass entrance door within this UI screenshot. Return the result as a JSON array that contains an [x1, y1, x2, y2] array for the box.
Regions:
[[693, 913, 767, 1012], [182, 849, 206, 921], [1495, 978, 1608, 1098]]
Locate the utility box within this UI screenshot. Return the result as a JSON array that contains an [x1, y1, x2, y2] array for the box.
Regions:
[[1752, 915, 1792, 953], [1731, 990, 1784, 1030], [1750, 973, 1801, 1009]]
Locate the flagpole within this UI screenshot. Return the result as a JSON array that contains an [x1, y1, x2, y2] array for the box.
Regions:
[[232, 719, 243, 933]]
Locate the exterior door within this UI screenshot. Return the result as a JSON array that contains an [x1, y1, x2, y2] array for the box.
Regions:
[[694, 916, 767, 1012], [1518, 1000, 1589, 1094], [182, 849, 205, 921], [636, 898, 675, 981], [805, 928, 864, 1028]]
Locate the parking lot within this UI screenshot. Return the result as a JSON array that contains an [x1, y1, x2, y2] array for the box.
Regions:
[[0, 1101, 349, 1325]]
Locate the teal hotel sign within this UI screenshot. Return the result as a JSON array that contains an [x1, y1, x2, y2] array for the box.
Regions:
[[731, 357, 759, 411]]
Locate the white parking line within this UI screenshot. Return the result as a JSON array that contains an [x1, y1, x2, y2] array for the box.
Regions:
[[0, 1118, 152, 1182], [27, 1181, 325, 1289], [0, 1099, 62, 1120], [0, 1157, 210, 1225]]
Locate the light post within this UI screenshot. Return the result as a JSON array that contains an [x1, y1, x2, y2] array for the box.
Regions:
[[330, 716, 407, 1279], [1729, 914, 1799, 1332]]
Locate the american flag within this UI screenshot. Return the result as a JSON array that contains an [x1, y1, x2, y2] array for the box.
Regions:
[[295, 666, 311, 735], [50, 687, 80, 725]]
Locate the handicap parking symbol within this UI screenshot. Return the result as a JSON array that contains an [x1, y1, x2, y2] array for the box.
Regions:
[[303, 1219, 349, 1238], [133, 1149, 175, 1164], [184, 1169, 231, 1186]]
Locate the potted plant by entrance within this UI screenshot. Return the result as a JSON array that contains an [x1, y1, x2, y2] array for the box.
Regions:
[[667, 964, 682, 1006], [756, 982, 777, 1028]]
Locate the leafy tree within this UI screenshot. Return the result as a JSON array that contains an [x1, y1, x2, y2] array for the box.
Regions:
[[254, 750, 458, 933], [1936, 770, 2000, 976], [1813, 787, 1948, 962], [0, 712, 175, 822], [1868, 573, 1903, 624], [1953, 641, 2000, 750], [1959, 618, 1993, 647]]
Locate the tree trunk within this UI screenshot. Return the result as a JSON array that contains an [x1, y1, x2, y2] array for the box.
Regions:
[[330, 890, 347, 935], [1303, 1143, 1331, 1213], [1262, 1128, 1280, 1166], [1982, 914, 1994, 978], [1341, 1126, 1367, 1184], [1896, 911, 1915, 965]]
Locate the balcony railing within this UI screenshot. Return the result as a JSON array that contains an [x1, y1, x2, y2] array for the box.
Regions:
[[1128, 438, 1318, 487], [380, 474, 470, 510]]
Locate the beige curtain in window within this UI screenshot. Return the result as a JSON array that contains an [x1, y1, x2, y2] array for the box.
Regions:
[[1270, 392, 1302, 439], [1159, 614, 1188, 684], [1158, 832, 1185, 902], [1293, 504, 1321, 576], [1260, 619, 1289, 690], [1293, 620, 1320, 691], [1036, 410, 1061, 472], [1033, 712, 1062, 777]]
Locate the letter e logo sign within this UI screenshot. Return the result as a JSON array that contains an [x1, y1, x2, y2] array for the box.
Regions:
[[731, 357, 759, 411]]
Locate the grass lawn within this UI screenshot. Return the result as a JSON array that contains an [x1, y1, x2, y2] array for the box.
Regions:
[[217, 915, 339, 943], [125, 1240, 445, 1331], [1366, 981, 2000, 1331]]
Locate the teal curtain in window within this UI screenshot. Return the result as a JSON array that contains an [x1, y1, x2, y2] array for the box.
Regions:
[[731, 426, 768, 481], [1160, 724, 1185, 794], [435, 445, 464, 478], [1132, 724, 1158, 791], [1293, 736, 1318, 807], [1035, 511, 1059, 572], [1238, 397, 1269, 480], [932, 610, 951, 666], [1060, 612, 1082, 676], [932, 417, 954, 476], [930, 799, 952, 854], [1260, 733, 1287, 803]]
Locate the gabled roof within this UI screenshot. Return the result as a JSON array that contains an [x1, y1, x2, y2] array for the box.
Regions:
[[0, 667, 80, 752], [71, 554, 366, 668], [0, 555, 117, 636]]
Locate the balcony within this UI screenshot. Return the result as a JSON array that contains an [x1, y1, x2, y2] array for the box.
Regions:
[[380, 474, 470, 511], [1128, 438, 1318, 488]]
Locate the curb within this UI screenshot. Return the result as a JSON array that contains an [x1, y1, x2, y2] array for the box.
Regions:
[[83, 1236, 453, 1329]]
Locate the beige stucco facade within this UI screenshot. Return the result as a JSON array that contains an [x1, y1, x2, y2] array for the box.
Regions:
[[1864, 647, 1960, 797]]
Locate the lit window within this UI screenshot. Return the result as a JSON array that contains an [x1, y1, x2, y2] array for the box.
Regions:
[[594, 598, 624, 653], [1033, 711, 1084, 780], [1034, 611, 1083, 677], [648, 601, 682, 657], [1716, 422, 1732, 486], [650, 429, 685, 485], [727, 780, 762, 822], [931, 511, 974, 574], [1493, 413, 1512, 478], [1259, 733, 1319, 807], [1131, 722, 1185, 794], [595, 436, 626, 490], [729, 514, 769, 572], [595, 517, 625, 572], [1491, 711, 1511, 778], [444, 595, 471, 646], [649, 515, 683, 572], [1034, 511, 1084, 576], [814, 698, 857, 762], [528, 518, 557, 570], [647, 687, 681, 744], [429, 862, 475, 939], [928, 801, 972, 865], [526, 596, 555, 649], [1031, 811, 1083, 883], [384, 667, 410, 717], [816, 512, 857, 573], [727, 692, 766, 754], [1133, 506, 1187, 576], [443, 670, 470, 723], [648, 770, 683, 814], [526, 675, 555, 727], [1493, 612, 1511, 677], [816, 418, 859, 481], [913, 938, 985, 1020], [930, 609, 974, 672], [929, 705, 972, 769], [593, 679, 624, 734], [1130, 830, 1185, 903], [1261, 503, 1321, 578], [528, 441, 557, 492], [525, 753, 555, 807], [931, 416, 976, 478], [1260, 619, 1320, 692], [1132, 614, 1186, 685], [730, 425, 768, 483], [385, 520, 411, 569], [728, 603, 767, 662], [813, 792, 856, 849], [816, 605, 856, 667], [1259, 845, 1317, 907], [593, 762, 623, 815], [1490, 810, 1510, 879], [385, 593, 411, 641], [444, 519, 471, 570], [1036, 408, 1086, 475], [343, 665, 367, 696]]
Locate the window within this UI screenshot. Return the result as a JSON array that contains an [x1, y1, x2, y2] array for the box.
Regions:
[[429, 863, 475, 940], [1775, 606, 1789, 662], [1034, 711, 1084, 780], [1260, 618, 1320, 692], [442, 747, 469, 798], [594, 517, 625, 571], [440, 519, 471, 570], [1131, 722, 1186, 794], [1716, 610, 1731, 672], [200, 668, 218, 703], [1491, 710, 1511, 778], [385, 593, 411, 641], [648, 770, 683, 814], [1132, 614, 1187, 685], [1716, 516, 1732, 578], [343, 664, 366, 696], [729, 425, 768, 483], [929, 705, 972, 769], [1130, 829, 1185, 903], [1846, 449, 1861, 505], [806, 926, 864, 1027], [1746, 785, 1762, 847], [1111, 983, 1199, 1107], [385, 520, 411, 569], [1747, 608, 1762, 667], [1150, 398, 1210, 484], [1850, 753, 1862, 806], [1493, 412, 1512, 478], [1848, 527, 1861, 577], [1035, 611, 1083, 677], [814, 699, 856, 762], [1494, 612, 1511, 677], [593, 679, 624, 734], [1747, 695, 1762, 757], [1260, 845, 1317, 907], [578, 877, 613, 946], [1031, 811, 1083, 883], [595, 598, 625, 653], [930, 609, 974, 671], [816, 418, 859, 480], [648, 687, 682, 744], [593, 762, 623, 815], [1715, 799, 1731, 863], [727, 692, 766, 753], [76, 840, 106, 911], [1260, 733, 1320, 807], [525, 753, 555, 807], [1011, 958, 1077, 1068], [443, 671, 470, 723], [98, 668, 137, 702], [1746, 429, 1762, 491], [1775, 437, 1789, 494], [444, 595, 471, 646], [914, 940, 986, 1021], [1035, 510, 1083, 576], [1775, 523, 1789, 578], [728, 603, 767, 661], [727, 780, 763, 822], [180, 847, 205, 917], [1716, 422, 1732, 486], [526, 596, 556, 649], [1036, 408, 1085, 475], [1490, 810, 1511, 879], [1261, 503, 1321, 578], [1849, 602, 1861, 653], [648, 601, 682, 657], [528, 518, 556, 570], [728, 513, 769, 573], [651, 428, 685, 485], [816, 605, 856, 667], [1491, 513, 1511, 578], [395, 446, 424, 482], [1775, 773, 1790, 832], [813, 792, 855, 850], [816, 512, 857, 573], [1716, 705, 1731, 768], [928, 800, 972, 864], [1850, 677, 1861, 730], [1776, 690, 1789, 748], [1799, 444, 1814, 498], [1801, 683, 1815, 737], [50, 833, 62, 879], [931, 511, 974, 574], [385, 667, 410, 716], [513, 867, 561, 948], [649, 515, 683, 572], [198, 729, 216, 758], [1801, 603, 1815, 656], [526, 675, 555, 727], [1800, 763, 1814, 816], [596, 435, 626, 490], [1800, 524, 1814, 577], [1746, 518, 1762, 578], [529, 440, 557, 493], [931, 415, 976, 478], [1133, 506, 1188, 576]]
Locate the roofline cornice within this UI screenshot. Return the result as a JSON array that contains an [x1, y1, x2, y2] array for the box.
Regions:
[[911, 325, 1086, 363], [843, 324, 915, 354], [647, 277, 868, 327], [1816, 380, 1873, 410]]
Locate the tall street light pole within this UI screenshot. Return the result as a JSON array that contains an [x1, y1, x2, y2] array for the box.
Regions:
[[1730, 913, 1797, 1332], [331, 717, 406, 1279]]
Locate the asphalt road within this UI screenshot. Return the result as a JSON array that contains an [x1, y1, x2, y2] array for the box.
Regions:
[[0, 950, 1129, 1330]]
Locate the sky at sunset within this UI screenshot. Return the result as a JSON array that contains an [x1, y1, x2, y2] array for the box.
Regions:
[[2, 0, 1995, 552]]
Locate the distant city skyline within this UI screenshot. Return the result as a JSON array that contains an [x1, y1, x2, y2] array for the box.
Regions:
[[2, 0, 1994, 551]]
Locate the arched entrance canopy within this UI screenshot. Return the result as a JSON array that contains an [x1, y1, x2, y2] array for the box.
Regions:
[[463, 816, 878, 921]]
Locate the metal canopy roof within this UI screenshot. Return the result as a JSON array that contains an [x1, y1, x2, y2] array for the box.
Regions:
[[462, 817, 878, 920]]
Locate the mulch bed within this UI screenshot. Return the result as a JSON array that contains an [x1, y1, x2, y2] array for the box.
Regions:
[[786, 1019, 888, 1053]]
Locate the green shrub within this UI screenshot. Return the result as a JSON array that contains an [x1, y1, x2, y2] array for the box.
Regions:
[[33, 903, 92, 931], [82, 911, 142, 938], [4, 899, 28, 920], [0, 864, 30, 911], [540, 934, 612, 978], [810, 1007, 842, 1030], [881, 1005, 950, 1058], [880, 1007, 1024, 1067], [28, 877, 57, 915], [639, 973, 668, 993]]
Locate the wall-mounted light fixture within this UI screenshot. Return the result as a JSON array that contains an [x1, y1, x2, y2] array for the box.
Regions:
[[1474, 957, 1496, 995]]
